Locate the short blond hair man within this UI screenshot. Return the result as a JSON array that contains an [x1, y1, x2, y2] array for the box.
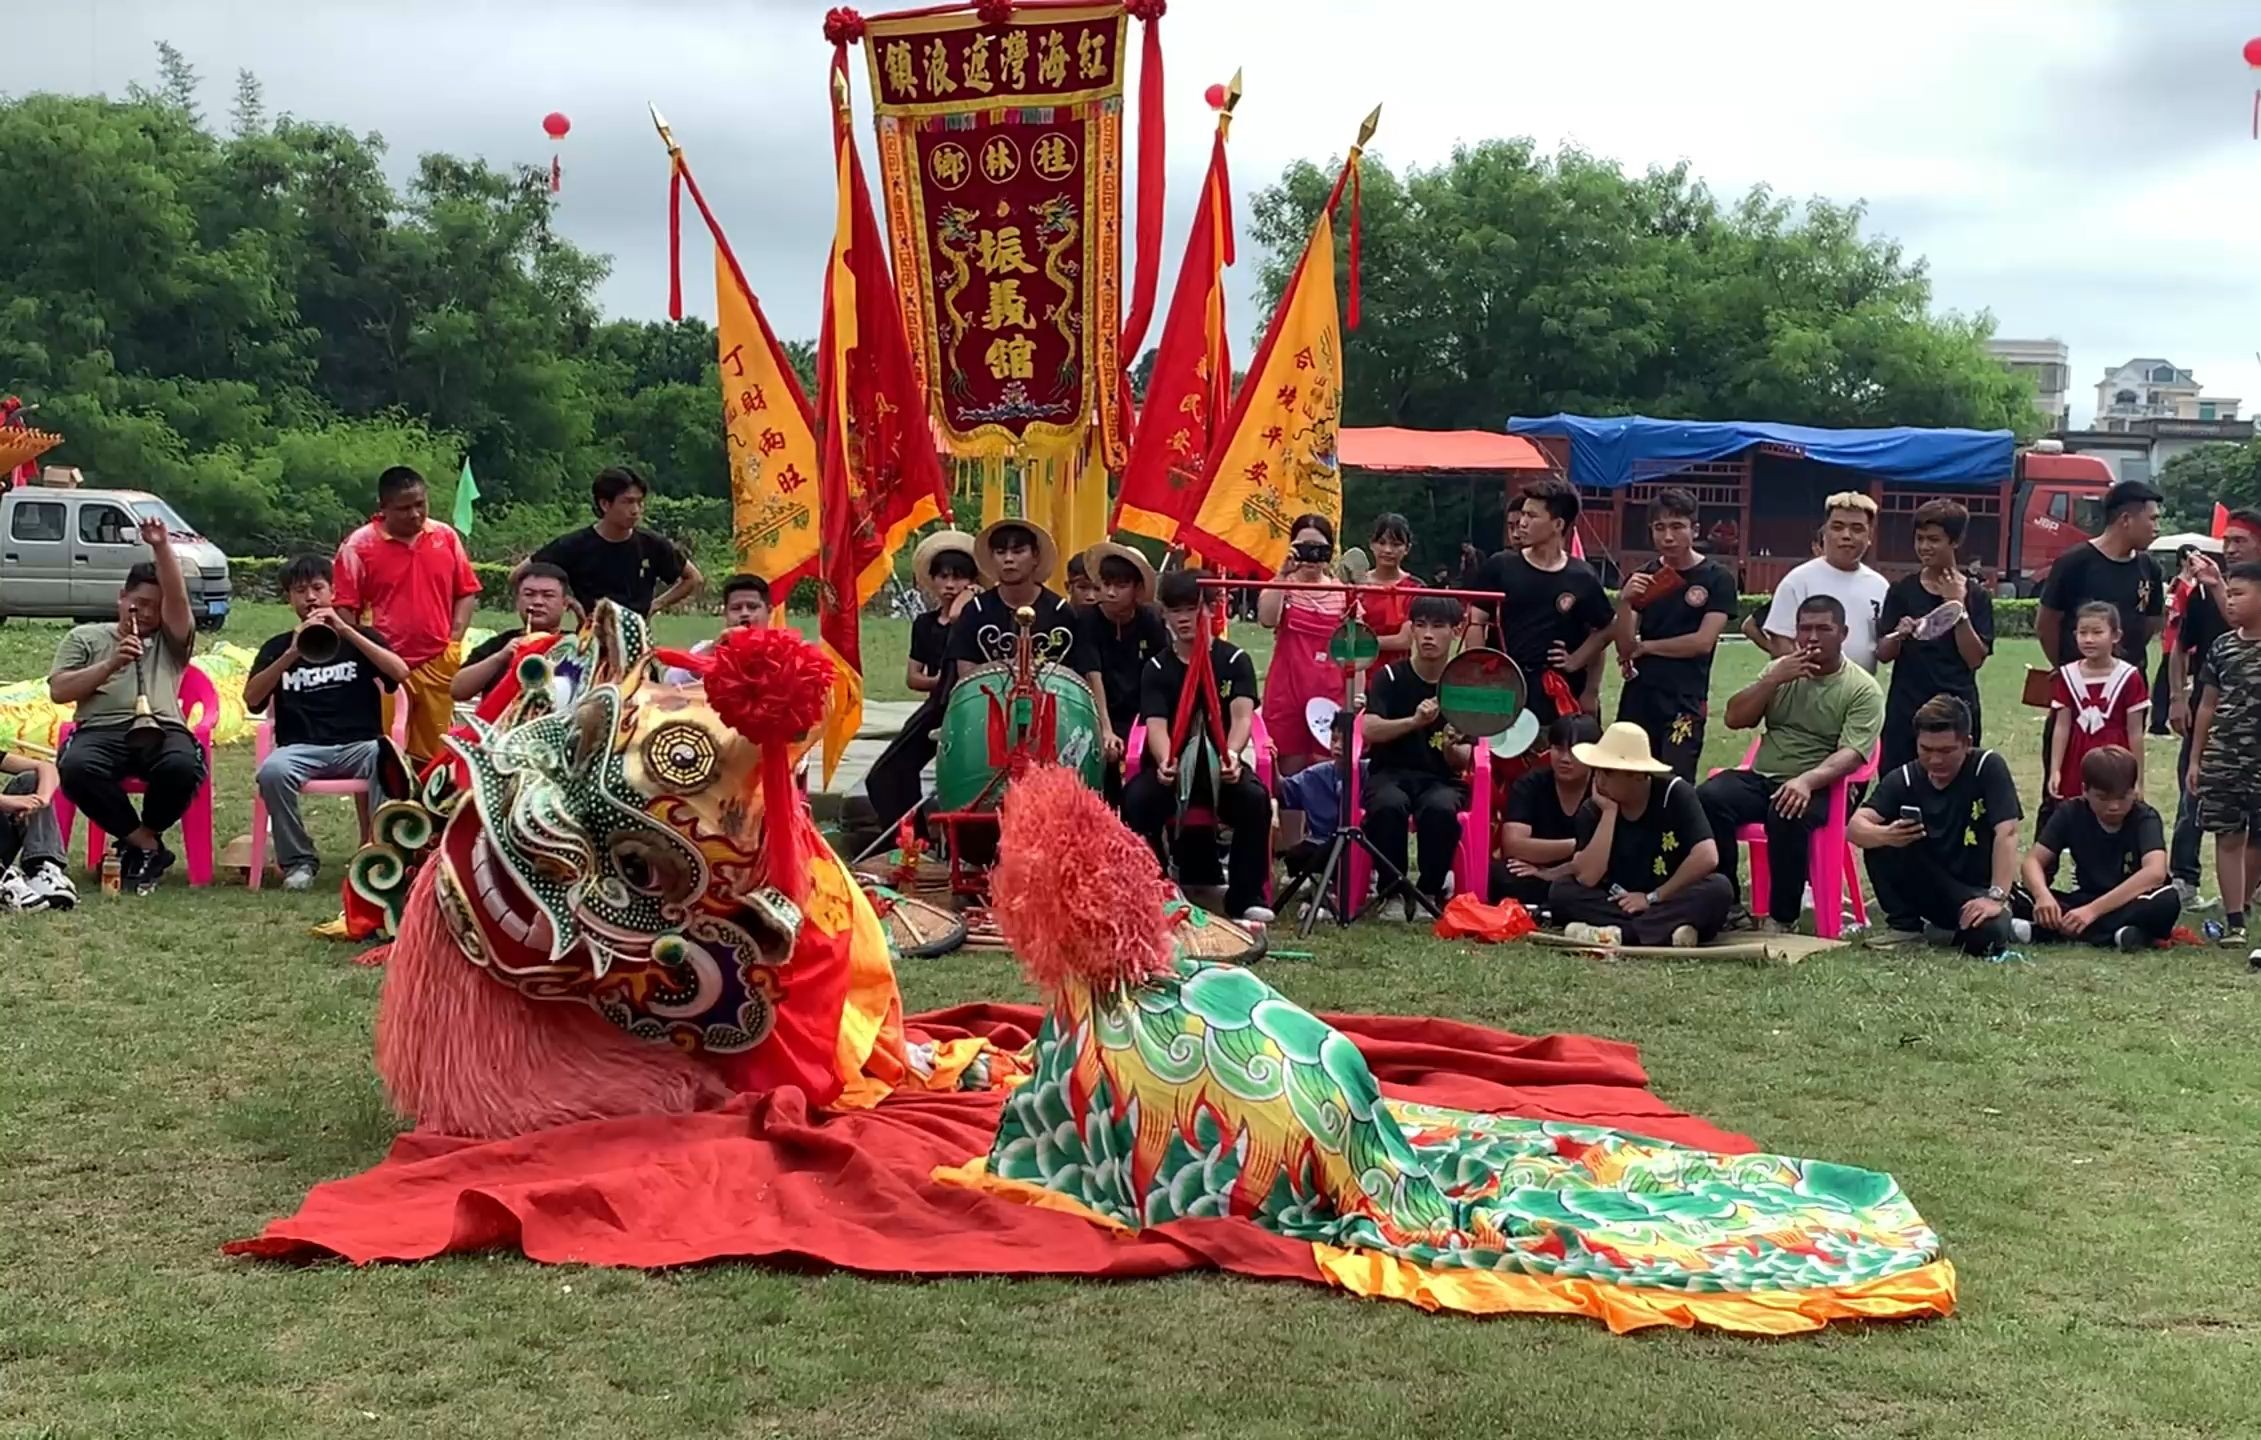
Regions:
[[1750, 490, 1890, 671]]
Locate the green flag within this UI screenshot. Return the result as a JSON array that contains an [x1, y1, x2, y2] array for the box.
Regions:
[[452, 458, 479, 535]]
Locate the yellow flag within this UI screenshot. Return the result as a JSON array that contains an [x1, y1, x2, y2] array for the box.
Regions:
[[716, 248, 825, 590], [1184, 206, 1342, 575]]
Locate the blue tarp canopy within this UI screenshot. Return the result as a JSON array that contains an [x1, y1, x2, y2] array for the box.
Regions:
[[1504, 414, 2016, 490]]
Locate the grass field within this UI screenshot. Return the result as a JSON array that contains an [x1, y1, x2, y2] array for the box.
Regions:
[[6, 608, 2260, 1439]]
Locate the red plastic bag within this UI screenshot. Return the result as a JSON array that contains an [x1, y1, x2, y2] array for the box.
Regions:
[[1433, 893, 1537, 944]]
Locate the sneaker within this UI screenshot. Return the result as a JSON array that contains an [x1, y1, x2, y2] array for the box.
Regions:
[[0, 866, 36, 912], [24, 860, 75, 912], [2114, 925, 2148, 953], [2248, 948, 2261, 972], [282, 863, 319, 893], [2010, 919, 2034, 945], [1864, 926, 1926, 949], [129, 845, 175, 897], [2175, 881, 2222, 917], [2220, 925, 2249, 950], [1563, 921, 1623, 947], [1235, 905, 1276, 926], [1668, 924, 1701, 948]]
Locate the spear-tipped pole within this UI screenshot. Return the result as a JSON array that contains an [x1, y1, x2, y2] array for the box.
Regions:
[[649, 102, 680, 157]]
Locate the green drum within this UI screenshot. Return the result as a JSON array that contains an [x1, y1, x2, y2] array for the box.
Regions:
[[934, 662, 1103, 813]]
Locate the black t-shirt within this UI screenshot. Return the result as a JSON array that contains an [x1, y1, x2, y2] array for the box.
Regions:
[[910, 610, 950, 673], [1474, 549, 1615, 721], [2178, 586, 2225, 694], [2036, 798, 2166, 898], [1626, 555, 1738, 704], [2040, 541, 2164, 667], [250, 626, 397, 747], [1363, 660, 1456, 780], [1505, 767, 1584, 841], [946, 588, 1095, 674], [1077, 603, 1171, 733], [532, 526, 687, 616], [1138, 639, 1259, 739], [1879, 572, 1996, 712], [1572, 774, 1712, 892], [1865, 749, 2023, 887]]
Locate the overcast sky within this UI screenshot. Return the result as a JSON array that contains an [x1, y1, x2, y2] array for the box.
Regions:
[[13, 0, 2261, 427]]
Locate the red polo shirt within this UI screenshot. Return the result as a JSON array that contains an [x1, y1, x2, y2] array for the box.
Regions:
[[331, 518, 481, 667]]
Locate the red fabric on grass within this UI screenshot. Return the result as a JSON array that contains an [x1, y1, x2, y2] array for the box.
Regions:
[[226, 1005, 1752, 1273]]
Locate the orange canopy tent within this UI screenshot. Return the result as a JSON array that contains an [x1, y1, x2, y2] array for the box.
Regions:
[[1337, 427, 1553, 473]]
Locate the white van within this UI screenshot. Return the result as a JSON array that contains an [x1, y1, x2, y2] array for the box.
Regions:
[[0, 486, 233, 630]]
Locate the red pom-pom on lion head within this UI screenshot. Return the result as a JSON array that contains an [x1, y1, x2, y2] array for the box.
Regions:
[[991, 766, 1175, 997]]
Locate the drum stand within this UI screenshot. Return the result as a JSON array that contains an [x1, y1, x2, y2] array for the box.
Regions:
[[1274, 758, 1433, 937]]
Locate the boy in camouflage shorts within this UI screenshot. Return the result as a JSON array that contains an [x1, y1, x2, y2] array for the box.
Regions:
[[2187, 561, 2261, 951]]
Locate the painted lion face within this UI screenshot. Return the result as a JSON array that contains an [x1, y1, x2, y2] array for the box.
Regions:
[[431, 604, 818, 1054]]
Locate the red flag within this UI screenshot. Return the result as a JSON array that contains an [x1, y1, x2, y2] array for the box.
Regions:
[[2214, 502, 2230, 539], [816, 50, 952, 781], [1115, 106, 1235, 544]]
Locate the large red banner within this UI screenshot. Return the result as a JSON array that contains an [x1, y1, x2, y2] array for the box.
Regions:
[[864, 4, 1128, 463]]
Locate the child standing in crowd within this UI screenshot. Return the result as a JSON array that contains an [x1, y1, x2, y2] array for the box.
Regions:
[[1359, 513, 1421, 658], [2187, 562, 2261, 950], [2046, 601, 2148, 804], [2015, 745, 2178, 950]]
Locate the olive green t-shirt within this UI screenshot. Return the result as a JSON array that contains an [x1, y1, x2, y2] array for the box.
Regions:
[[51, 623, 194, 729], [1752, 662, 1884, 777]]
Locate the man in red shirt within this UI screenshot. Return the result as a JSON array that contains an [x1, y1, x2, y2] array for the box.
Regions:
[[331, 466, 482, 767]]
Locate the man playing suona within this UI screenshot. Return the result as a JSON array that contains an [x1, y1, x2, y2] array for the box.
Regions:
[[451, 562, 573, 703]]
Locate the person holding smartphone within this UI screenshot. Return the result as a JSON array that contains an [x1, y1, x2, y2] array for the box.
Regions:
[[1849, 694, 2023, 955], [1257, 513, 1349, 776]]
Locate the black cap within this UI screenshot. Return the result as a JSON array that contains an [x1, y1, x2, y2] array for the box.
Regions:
[[2103, 478, 2163, 517]]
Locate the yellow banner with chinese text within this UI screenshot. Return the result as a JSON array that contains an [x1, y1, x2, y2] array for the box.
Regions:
[[1183, 207, 1342, 576], [717, 248, 824, 590]]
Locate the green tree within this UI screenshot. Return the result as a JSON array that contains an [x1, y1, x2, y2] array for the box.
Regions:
[[1246, 140, 2041, 437], [2159, 440, 2261, 531]]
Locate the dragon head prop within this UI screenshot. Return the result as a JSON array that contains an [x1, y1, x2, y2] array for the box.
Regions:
[[427, 603, 835, 1056]]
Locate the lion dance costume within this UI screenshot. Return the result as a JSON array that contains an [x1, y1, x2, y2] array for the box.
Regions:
[[235, 614, 1954, 1335]]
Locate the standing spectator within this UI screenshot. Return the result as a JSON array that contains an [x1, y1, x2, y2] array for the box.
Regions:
[[48, 520, 206, 895], [2044, 603, 2148, 804], [1359, 595, 1475, 918], [1258, 513, 1348, 775], [2036, 478, 2164, 819], [1473, 479, 1616, 728], [1751, 492, 1889, 671], [2015, 745, 2178, 950], [1697, 595, 1884, 933], [2185, 561, 2261, 952], [332, 466, 483, 768], [1359, 513, 1421, 659], [1875, 499, 1995, 773], [244, 556, 409, 890], [534, 466, 703, 618], [1546, 722, 1733, 947], [1490, 713, 1599, 909], [2153, 548, 2197, 736], [0, 748, 71, 912], [1850, 695, 2021, 957], [1614, 487, 1738, 779], [453, 563, 574, 702], [2168, 514, 2259, 908]]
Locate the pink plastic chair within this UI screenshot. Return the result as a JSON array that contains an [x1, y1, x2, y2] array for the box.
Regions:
[[1345, 712, 1494, 911], [51, 664, 221, 887], [1708, 735, 1878, 939], [246, 702, 411, 889], [1126, 709, 1277, 902]]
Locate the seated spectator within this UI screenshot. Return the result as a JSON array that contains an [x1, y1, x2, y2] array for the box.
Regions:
[[2014, 745, 2178, 949], [0, 747, 71, 912], [1121, 570, 1272, 923], [452, 562, 573, 703], [1076, 543, 1168, 805], [1273, 724, 1359, 881], [1848, 695, 2021, 956], [1064, 549, 1099, 614], [1359, 594, 1473, 918], [244, 556, 410, 890], [1698, 595, 1884, 933], [661, 573, 775, 686], [1547, 722, 1732, 946], [1490, 713, 1600, 910], [48, 520, 206, 896], [862, 535, 978, 839]]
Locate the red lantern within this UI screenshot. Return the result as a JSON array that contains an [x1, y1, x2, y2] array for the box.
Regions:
[[542, 111, 572, 140], [2244, 35, 2261, 67]]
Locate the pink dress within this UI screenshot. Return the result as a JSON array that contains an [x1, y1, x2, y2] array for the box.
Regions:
[[1262, 588, 1350, 765]]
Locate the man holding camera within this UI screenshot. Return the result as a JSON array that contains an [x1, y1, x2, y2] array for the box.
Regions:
[[245, 555, 409, 891]]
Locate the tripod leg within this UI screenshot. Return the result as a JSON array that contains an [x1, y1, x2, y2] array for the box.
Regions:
[[1299, 833, 1351, 939]]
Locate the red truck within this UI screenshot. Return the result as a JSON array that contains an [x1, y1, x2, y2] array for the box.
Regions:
[[1995, 445, 2117, 596]]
